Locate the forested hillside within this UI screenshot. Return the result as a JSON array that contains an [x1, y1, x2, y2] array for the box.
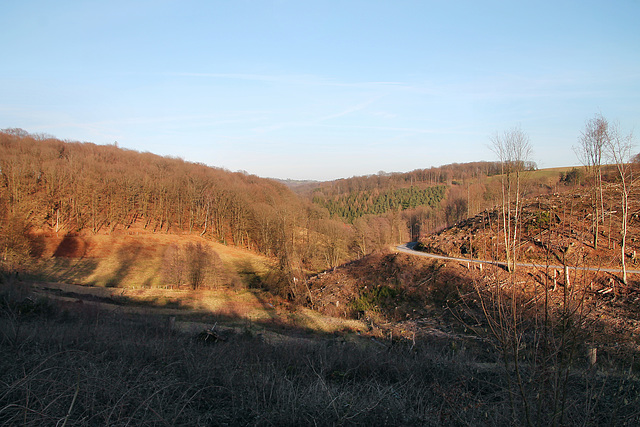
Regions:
[[0, 128, 569, 297], [302, 159, 559, 241], [0, 128, 300, 245], [294, 161, 521, 196], [0, 129, 427, 295]]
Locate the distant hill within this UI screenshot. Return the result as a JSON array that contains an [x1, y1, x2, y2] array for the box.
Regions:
[[298, 161, 577, 238], [276, 178, 319, 191]]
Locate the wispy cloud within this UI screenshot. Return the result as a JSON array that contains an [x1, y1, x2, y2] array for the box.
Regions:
[[252, 97, 381, 134], [316, 98, 380, 122], [371, 111, 398, 119], [167, 71, 404, 88]]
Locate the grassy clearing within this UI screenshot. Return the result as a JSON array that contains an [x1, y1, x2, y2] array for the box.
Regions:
[[25, 231, 371, 338], [479, 166, 578, 189], [30, 231, 270, 289]]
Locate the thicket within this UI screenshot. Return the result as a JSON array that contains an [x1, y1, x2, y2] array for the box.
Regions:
[[559, 167, 584, 186], [350, 285, 399, 314], [162, 242, 230, 290]]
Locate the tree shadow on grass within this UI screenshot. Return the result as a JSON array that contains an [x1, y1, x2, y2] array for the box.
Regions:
[[32, 257, 100, 284], [52, 234, 87, 258], [230, 258, 264, 288], [27, 233, 99, 284], [102, 241, 146, 287]]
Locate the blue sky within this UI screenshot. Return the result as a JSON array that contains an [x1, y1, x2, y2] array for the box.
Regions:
[[1, 1, 638, 180]]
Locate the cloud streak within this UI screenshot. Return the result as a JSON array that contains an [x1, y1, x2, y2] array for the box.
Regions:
[[167, 71, 404, 88]]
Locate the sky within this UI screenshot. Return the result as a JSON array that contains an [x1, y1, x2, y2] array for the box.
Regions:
[[1, 1, 639, 181]]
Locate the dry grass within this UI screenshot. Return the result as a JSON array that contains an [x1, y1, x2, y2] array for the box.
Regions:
[[27, 279, 371, 343], [26, 229, 373, 338], [30, 230, 270, 289], [2, 277, 640, 426], [0, 279, 473, 426]]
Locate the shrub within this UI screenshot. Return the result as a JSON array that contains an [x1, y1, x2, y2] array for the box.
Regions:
[[351, 285, 398, 313]]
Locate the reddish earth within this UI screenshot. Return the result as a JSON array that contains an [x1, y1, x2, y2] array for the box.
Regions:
[[420, 187, 640, 275], [307, 186, 640, 359]]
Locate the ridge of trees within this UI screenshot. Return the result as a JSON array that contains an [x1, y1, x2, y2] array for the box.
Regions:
[[295, 160, 537, 198]]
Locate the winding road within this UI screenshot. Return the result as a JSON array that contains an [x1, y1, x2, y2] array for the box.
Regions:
[[396, 243, 640, 276]]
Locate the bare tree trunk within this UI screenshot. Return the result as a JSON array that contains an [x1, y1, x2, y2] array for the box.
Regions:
[[621, 183, 629, 285], [575, 114, 608, 250], [200, 201, 209, 237], [604, 119, 634, 285], [491, 127, 532, 273]]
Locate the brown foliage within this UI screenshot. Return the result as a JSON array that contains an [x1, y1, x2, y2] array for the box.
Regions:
[[0, 209, 32, 276], [0, 130, 303, 259]]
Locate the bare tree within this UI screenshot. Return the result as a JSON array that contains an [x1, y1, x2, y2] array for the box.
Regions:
[[184, 242, 212, 290], [575, 114, 607, 249], [161, 243, 184, 288], [605, 121, 635, 285], [490, 127, 533, 272]]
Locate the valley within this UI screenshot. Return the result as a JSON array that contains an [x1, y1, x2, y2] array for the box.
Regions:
[[3, 128, 640, 425]]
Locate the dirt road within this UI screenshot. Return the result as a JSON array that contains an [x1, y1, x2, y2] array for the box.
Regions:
[[396, 243, 640, 275]]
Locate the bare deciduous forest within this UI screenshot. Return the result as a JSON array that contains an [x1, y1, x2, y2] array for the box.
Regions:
[[2, 123, 640, 426]]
